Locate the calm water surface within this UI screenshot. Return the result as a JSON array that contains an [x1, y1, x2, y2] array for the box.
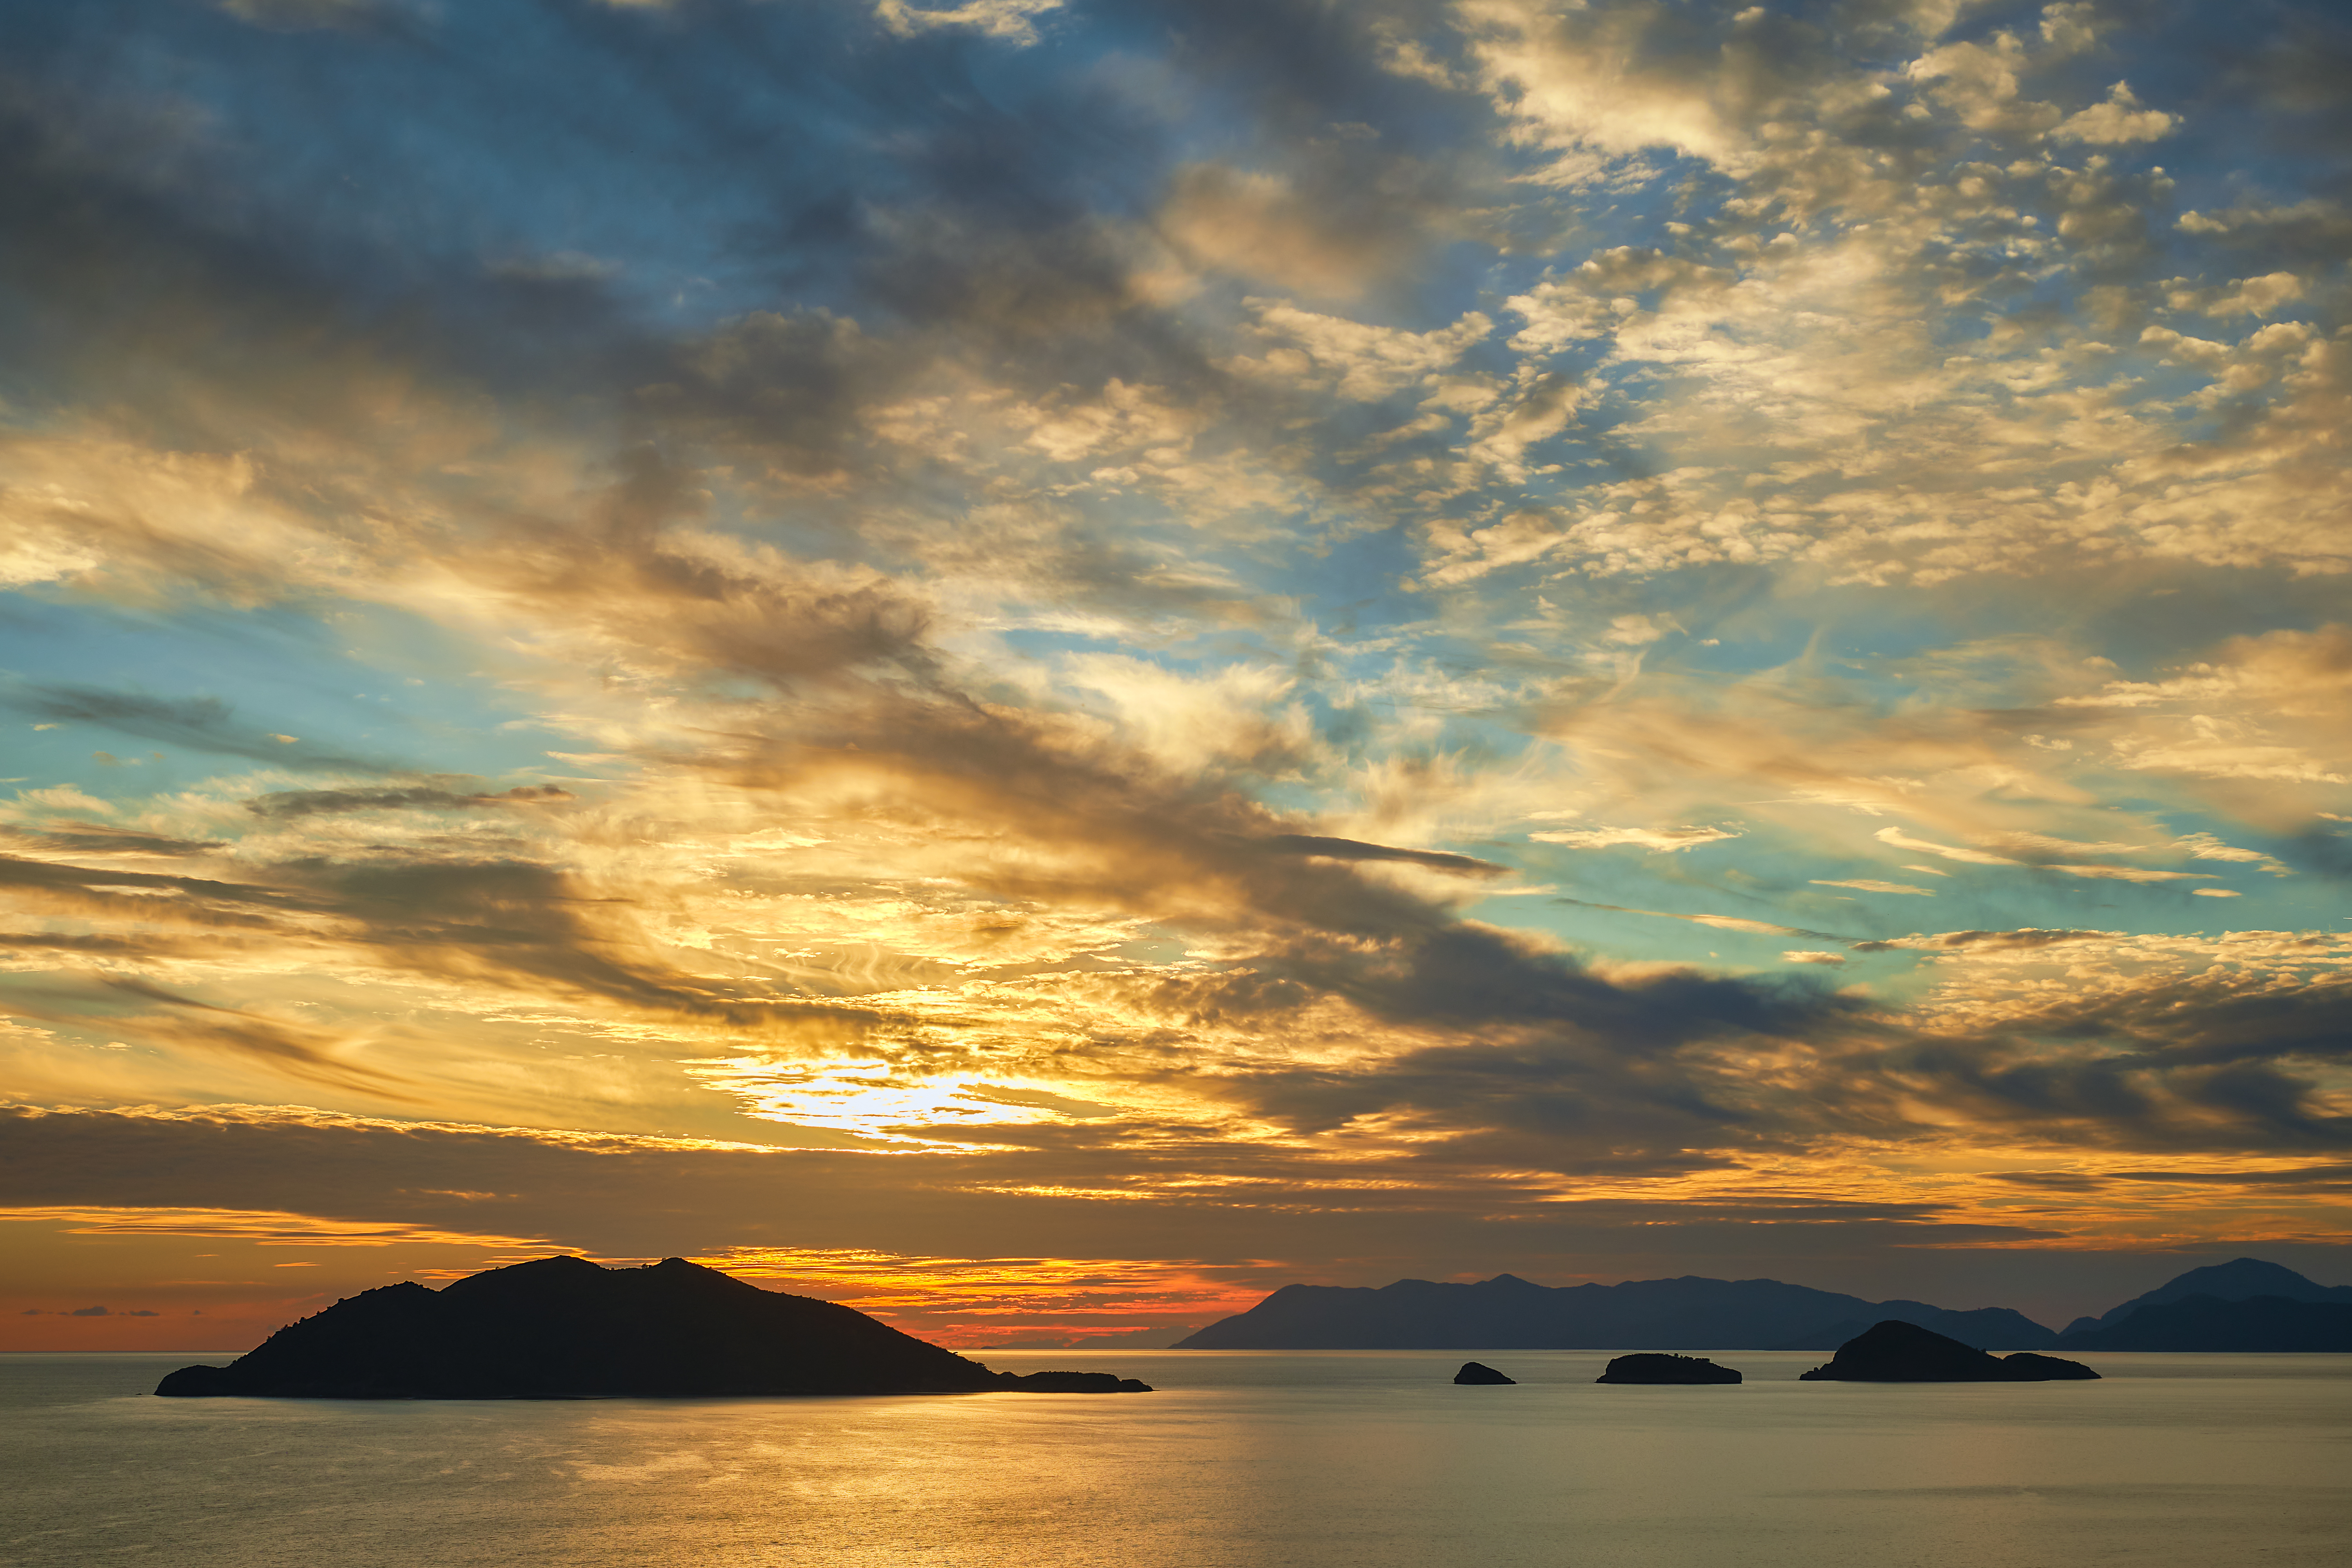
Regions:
[[4, 1350, 2347, 1567]]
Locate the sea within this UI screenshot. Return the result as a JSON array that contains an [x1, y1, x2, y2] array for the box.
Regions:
[[4, 1349, 2346, 1567]]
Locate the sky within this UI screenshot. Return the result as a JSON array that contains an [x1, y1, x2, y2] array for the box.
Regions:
[[2, 0, 2349, 1352]]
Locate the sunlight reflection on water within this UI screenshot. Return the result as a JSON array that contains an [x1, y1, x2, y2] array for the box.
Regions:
[[5, 1350, 2347, 1567]]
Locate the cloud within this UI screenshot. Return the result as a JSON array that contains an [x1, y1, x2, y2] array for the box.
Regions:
[[1158, 151, 1477, 303], [872, 0, 1063, 45], [2051, 82, 2174, 145], [2044, 864, 2214, 883], [245, 785, 575, 819], [2176, 201, 2352, 260], [1550, 898, 1841, 942], [0, 1103, 2067, 1295], [2054, 626, 2352, 791], [1851, 929, 2118, 956], [1233, 301, 1492, 401], [0, 682, 391, 773], [0, 1203, 559, 1251], [2195, 273, 2308, 318], [0, 821, 226, 858], [1256, 835, 1507, 877], [1531, 825, 1739, 853], [1455, 0, 1868, 178], [1867, 832, 2015, 868], [6, 975, 420, 1102]]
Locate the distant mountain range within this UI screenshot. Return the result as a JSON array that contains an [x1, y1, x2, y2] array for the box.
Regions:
[[2056, 1294, 2352, 1352], [1175, 1257, 2352, 1352], [2056, 1257, 2352, 1337], [1174, 1273, 2056, 1350]]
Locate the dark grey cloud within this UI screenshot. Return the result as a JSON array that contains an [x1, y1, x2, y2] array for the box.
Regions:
[[0, 1103, 2048, 1275], [635, 310, 904, 480], [0, 839, 880, 1053], [468, 444, 951, 693], [0, 682, 390, 772], [1254, 834, 1506, 876], [0, 821, 227, 857], [2271, 828, 2352, 880], [1989, 975, 2352, 1073], [269, 855, 871, 1024], [0, 931, 205, 956], [1864, 1019, 2352, 1154], [3, 974, 419, 1101], [1984, 1170, 2111, 1192], [245, 784, 573, 819], [0, 851, 311, 917], [1851, 929, 2115, 953], [2108, 1164, 2352, 1187], [6, 1104, 2345, 1327]]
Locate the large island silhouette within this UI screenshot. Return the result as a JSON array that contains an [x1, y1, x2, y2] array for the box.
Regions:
[[154, 1256, 1151, 1398], [1799, 1320, 2098, 1381]]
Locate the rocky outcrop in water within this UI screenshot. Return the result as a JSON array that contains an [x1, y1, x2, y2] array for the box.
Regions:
[[153, 1256, 1152, 1398], [1595, 1352, 1740, 1384], [1452, 1361, 1515, 1384], [998, 1370, 1155, 1392], [1798, 1320, 2098, 1382]]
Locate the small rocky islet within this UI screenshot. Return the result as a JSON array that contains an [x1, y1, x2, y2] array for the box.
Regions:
[[1596, 1352, 1741, 1384], [1443, 1322, 2100, 1388], [154, 1255, 1150, 1399]]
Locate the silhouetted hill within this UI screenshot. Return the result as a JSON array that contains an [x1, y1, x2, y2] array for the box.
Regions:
[[1799, 1321, 2098, 1382], [154, 1256, 1149, 1398], [2058, 1258, 2352, 1338], [2056, 1294, 2352, 1352], [1763, 1307, 2043, 1351], [1173, 1273, 2054, 1350]]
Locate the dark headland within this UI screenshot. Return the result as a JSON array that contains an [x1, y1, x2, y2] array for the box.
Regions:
[[1453, 1361, 1516, 1384], [154, 1255, 1151, 1399], [1800, 1320, 2098, 1382]]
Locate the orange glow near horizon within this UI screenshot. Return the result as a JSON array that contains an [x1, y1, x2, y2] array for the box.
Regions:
[[687, 1246, 1273, 1347]]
